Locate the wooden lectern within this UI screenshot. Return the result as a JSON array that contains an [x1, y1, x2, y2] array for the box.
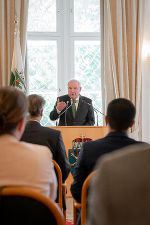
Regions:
[[49, 126, 108, 196]]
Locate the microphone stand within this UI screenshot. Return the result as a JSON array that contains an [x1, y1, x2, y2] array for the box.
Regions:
[[93, 106, 105, 126], [84, 101, 105, 126], [65, 101, 69, 126], [95, 110, 99, 126], [85, 102, 105, 116], [56, 103, 72, 126]]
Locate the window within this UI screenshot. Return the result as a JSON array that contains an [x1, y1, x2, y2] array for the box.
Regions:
[[27, 0, 102, 126]]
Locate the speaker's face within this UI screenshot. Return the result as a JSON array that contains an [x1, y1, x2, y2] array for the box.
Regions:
[[68, 81, 81, 100]]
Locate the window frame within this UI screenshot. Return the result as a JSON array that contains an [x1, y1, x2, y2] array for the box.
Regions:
[[27, 0, 102, 126]]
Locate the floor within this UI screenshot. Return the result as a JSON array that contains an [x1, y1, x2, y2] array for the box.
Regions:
[[66, 197, 73, 220]]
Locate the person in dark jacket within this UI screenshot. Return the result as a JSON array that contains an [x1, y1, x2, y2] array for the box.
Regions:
[[71, 98, 145, 225], [49, 79, 95, 126], [21, 94, 71, 209]]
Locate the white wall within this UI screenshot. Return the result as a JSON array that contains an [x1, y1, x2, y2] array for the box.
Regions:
[[142, 0, 150, 143]]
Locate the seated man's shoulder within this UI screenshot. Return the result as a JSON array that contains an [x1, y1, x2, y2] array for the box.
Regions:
[[40, 125, 60, 137], [48, 127, 61, 139], [82, 137, 108, 152]]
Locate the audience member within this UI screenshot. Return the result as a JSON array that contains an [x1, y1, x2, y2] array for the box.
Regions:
[[21, 94, 71, 208], [0, 87, 57, 200], [21, 94, 70, 182], [71, 98, 144, 224], [86, 143, 150, 225], [49, 79, 95, 126]]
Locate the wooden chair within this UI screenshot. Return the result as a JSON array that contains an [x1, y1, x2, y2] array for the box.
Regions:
[[0, 186, 65, 225], [73, 170, 97, 225], [52, 160, 67, 219], [52, 160, 63, 210]]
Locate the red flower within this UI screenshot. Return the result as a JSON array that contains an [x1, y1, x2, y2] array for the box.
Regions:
[[16, 79, 20, 84], [73, 137, 92, 143], [74, 138, 82, 142], [84, 138, 92, 142]]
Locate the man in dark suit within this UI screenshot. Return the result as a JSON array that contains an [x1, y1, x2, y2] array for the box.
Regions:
[[70, 98, 144, 224], [49, 79, 95, 126], [21, 94, 71, 209]]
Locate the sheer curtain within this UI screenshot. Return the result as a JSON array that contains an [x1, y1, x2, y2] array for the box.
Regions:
[[0, 0, 28, 86], [101, 0, 145, 140]]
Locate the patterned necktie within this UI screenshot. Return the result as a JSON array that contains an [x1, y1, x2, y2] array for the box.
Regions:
[[72, 99, 76, 118]]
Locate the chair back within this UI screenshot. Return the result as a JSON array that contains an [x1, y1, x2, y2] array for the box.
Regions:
[[0, 186, 65, 225], [81, 170, 97, 225], [73, 170, 97, 225], [52, 160, 63, 210]]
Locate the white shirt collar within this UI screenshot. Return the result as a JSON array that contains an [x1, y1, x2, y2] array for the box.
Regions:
[[71, 96, 79, 102]]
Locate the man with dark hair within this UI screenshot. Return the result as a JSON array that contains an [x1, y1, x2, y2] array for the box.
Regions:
[[21, 94, 71, 209], [71, 98, 144, 224], [107, 98, 136, 131]]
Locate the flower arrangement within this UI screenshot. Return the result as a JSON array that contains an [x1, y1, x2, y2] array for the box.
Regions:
[[72, 137, 92, 149]]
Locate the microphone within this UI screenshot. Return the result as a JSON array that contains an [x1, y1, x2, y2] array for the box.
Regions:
[[56, 101, 72, 126], [83, 101, 105, 126], [85, 102, 105, 116]]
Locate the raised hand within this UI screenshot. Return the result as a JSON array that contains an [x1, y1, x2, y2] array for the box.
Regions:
[[57, 98, 67, 111]]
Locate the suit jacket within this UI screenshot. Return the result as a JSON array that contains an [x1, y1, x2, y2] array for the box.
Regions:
[[49, 95, 95, 126], [21, 121, 71, 209], [21, 121, 70, 183], [71, 131, 144, 203], [87, 143, 150, 225]]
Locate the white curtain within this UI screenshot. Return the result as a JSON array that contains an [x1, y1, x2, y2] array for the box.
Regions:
[[101, 0, 145, 140], [0, 0, 28, 86]]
